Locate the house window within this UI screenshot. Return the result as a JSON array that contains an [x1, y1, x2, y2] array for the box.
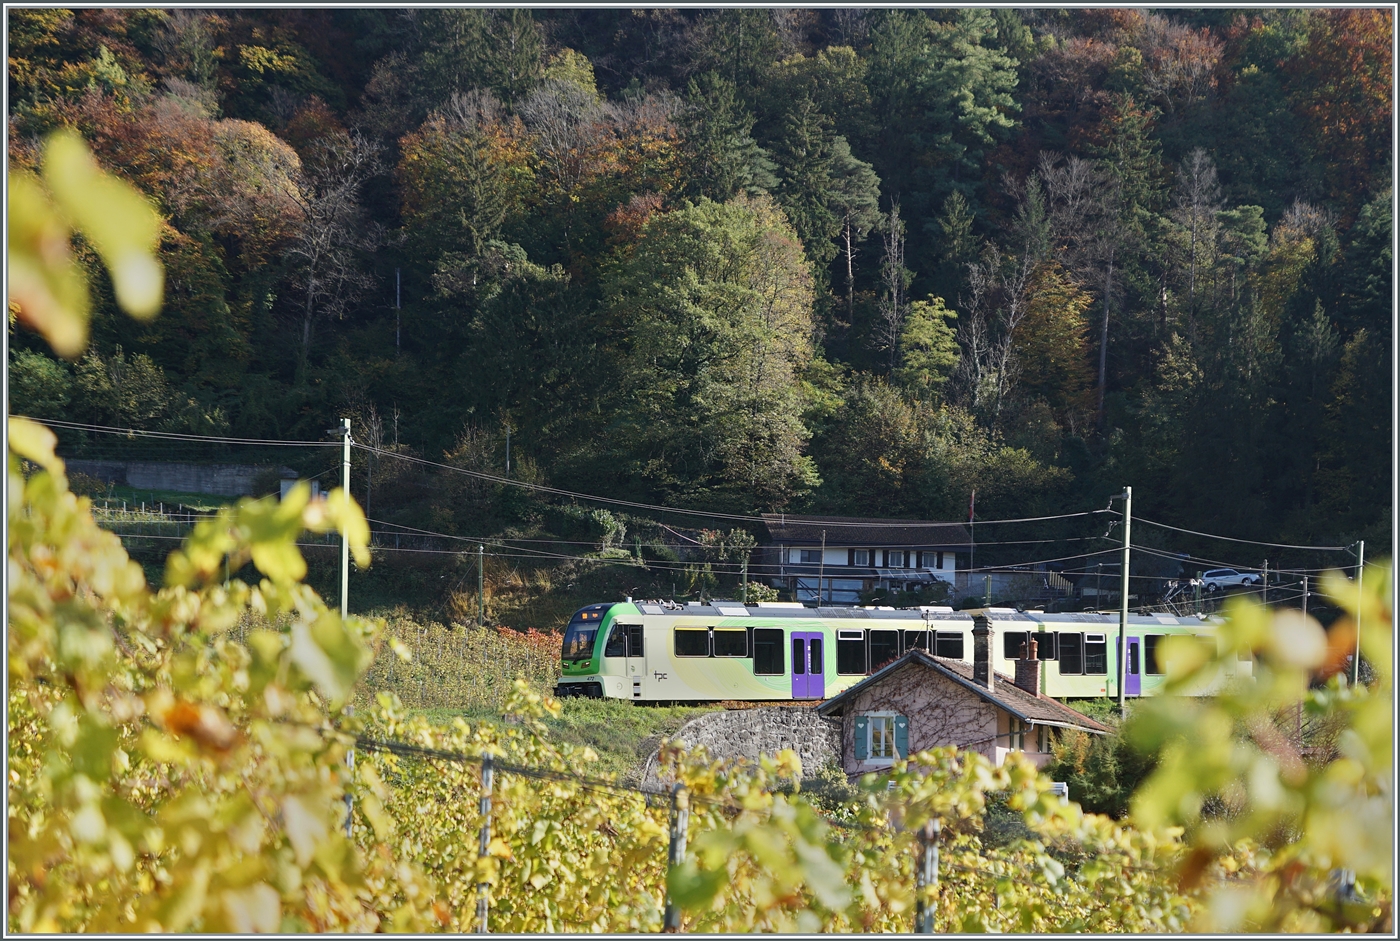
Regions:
[[753, 629, 784, 675], [852, 549, 870, 566], [870, 716, 897, 758], [1038, 725, 1052, 753], [1059, 633, 1083, 675], [1084, 633, 1108, 675], [1008, 717, 1025, 751], [935, 630, 964, 659], [887, 550, 906, 568], [799, 549, 822, 564], [854, 713, 907, 763], [836, 630, 867, 675]]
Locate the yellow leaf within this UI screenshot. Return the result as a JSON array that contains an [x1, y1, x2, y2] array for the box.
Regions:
[[42, 130, 163, 319], [7, 417, 63, 475], [223, 883, 281, 934], [280, 794, 327, 868]]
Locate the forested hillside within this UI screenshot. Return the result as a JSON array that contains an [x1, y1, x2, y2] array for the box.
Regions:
[[8, 8, 1392, 556]]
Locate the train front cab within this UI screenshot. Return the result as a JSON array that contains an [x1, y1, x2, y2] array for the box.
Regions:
[[554, 603, 615, 699]]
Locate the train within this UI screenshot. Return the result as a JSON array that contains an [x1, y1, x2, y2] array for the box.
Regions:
[[553, 599, 1240, 703]]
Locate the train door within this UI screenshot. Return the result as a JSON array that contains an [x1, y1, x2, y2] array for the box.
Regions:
[[1125, 637, 1142, 697], [621, 622, 645, 700], [791, 631, 825, 699]]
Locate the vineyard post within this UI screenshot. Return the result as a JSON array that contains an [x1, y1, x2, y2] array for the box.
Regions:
[[477, 753, 494, 932], [343, 706, 354, 838], [663, 783, 690, 933], [915, 818, 940, 932]]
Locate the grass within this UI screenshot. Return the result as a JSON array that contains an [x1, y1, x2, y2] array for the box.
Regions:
[[355, 616, 720, 781]]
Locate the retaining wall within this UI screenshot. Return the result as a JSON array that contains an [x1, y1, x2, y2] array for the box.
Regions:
[[640, 706, 842, 788], [66, 459, 292, 497]]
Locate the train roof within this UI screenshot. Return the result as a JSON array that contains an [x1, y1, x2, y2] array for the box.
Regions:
[[615, 601, 1216, 628]]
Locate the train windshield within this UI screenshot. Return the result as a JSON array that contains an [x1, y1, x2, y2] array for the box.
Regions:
[[562, 608, 610, 661]]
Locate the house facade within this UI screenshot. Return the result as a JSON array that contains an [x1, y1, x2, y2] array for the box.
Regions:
[[817, 618, 1109, 776], [761, 514, 972, 605]]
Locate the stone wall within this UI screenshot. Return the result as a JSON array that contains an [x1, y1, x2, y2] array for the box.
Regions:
[[66, 460, 292, 498], [640, 706, 842, 788]]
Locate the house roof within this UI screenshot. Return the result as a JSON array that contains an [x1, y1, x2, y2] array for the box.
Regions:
[[762, 514, 972, 548], [816, 649, 1111, 734]]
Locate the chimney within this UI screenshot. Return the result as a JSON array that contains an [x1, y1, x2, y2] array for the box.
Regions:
[[972, 614, 994, 691], [1014, 635, 1041, 696]]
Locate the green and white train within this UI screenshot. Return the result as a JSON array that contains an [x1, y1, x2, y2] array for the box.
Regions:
[[554, 600, 1240, 703]]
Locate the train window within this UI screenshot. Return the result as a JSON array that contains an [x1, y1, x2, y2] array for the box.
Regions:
[[1084, 634, 1108, 675], [1195, 635, 1217, 662], [1144, 634, 1163, 674], [713, 629, 748, 658], [627, 624, 644, 657], [753, 629, 784, 675], [810, 638, 824, 674], [1032, 632, 1058, 660], [935, 630, 964, 659], [674, 629, 709, 657], [1059, 633, 1083, 675], [604, 625, 627, 658], [869, 630, 900, 671], [1127, 641, 1140, 675], [903, 630, 928, 654], [837, 630, 866, 675], [792, 638, 806, 675], [1003, 631, 1028, 659]]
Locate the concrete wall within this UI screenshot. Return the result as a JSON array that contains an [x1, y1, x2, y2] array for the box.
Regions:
[[641, 706, 841, 788], [66, 459, 291, 498]]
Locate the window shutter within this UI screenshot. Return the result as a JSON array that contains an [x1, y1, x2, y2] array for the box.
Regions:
[[894, 716, 909, 758], [853, 717, 869, 759]]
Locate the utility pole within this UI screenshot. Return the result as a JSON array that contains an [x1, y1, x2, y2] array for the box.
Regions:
[[1262, 559, 1268, 604], [1115, 486, 1132, 716], [968, 489, 976, 597], [1352, 540, 1365, 686], [478, 544, 485, 628], [340, 418, 351, 619], [818, 530, 826, 606], [741, 556, 749, 604]]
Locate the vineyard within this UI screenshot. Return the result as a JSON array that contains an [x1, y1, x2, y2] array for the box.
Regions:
[[7, 415, 1392, 933]]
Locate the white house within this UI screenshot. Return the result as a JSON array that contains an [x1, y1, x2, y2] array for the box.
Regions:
[[761, 514, 972, 605]]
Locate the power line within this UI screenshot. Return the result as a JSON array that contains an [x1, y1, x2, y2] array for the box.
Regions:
[[30, 417, 341, 448], [357, 443, 1114, 530], [1133, 517, 1352, 552]]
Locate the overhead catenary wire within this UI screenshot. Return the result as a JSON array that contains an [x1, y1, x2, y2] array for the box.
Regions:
[[356, 442, 1116, 529], [29, 417, 342, 448], [1133, 517, 1352, 552]]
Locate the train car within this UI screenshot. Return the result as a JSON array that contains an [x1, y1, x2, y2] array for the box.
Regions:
[[553, 600, 1239, 703]]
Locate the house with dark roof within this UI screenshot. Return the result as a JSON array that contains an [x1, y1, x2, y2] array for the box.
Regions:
[[761, 514, 972, 605], [817, 614, 1109, 775]]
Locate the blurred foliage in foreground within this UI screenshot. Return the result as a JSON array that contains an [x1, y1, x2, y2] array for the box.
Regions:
[[7, 411, 1391, 930]]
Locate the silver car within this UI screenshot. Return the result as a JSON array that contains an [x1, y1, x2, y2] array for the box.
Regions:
[[1201, 568, 1258, 591]]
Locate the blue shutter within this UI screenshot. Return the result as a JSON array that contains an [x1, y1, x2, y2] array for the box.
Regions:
[[894, 716, 909, 758], [853, 716, 869, 759]]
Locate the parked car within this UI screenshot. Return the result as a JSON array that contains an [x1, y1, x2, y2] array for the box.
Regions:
[[1200, 568, 1258, 591]]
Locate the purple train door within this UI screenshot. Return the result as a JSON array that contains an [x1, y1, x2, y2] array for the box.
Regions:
[[791, 632, 825, 699], [1125, 637, 1142, 697]]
